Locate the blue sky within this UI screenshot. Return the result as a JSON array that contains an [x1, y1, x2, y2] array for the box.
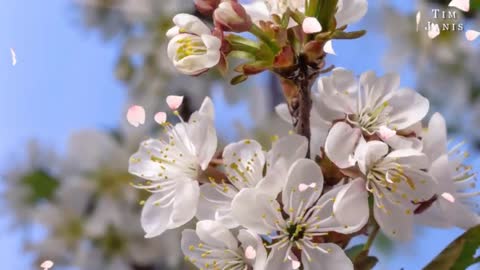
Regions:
[[0, 0, 477, 269]]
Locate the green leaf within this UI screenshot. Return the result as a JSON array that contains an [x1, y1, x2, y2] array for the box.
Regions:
[[230, 74, 248, 85], [423, 225, 480, 270], [332, 30, 367, 40], [21, 169, 59, 204], [346, 245, 378, 270]]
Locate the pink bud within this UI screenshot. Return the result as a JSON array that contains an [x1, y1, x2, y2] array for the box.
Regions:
[[214, 1, 252, 33], [195, 0, 221, 16]]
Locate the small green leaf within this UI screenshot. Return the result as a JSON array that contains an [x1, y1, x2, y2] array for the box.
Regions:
[[332, 30, 367, 40], [230, 74, 248, 85], [423, 225, 480, 270]]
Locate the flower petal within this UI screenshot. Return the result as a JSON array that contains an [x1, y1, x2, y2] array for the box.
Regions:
[[336, 0, 368, 27], [224, 139, 266, 189], [333, 178, 369, 233], [323, 40, 336, 55], [325, 122, 361, 169], [302, 17, 322, 34], [466, 30, 480, 41], [166, 95, 184, 110], [267, 134, 308, 177], [264, 245, 292, 270], [154, 112, 167, 124], [448, 0, 470, 12], [374, 193, 414, 241], [196, 220, 238, 250], [127, 105, 146, 127], [238, 230, 268, 270], [282, 159, 324, 214], [196, 183, 237, 228], [172, 13, 211, 36], [386, 88, 429, 131], [423, 113, 447, 161], [302, 243, 353, 270]]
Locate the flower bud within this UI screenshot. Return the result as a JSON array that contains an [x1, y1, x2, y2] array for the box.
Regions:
[[213, 1, 252, 33], [167, 14, 222, 76], [194, 0, 221, 16]]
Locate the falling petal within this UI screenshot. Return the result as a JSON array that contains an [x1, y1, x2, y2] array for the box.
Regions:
[[154, 112, 167, 124], [302, 17, 322, 34], [416, 11, 421, 32], [466, 30, 480, 41], [448, 0, 470, 12], [442, 192, 456, 203], [428, 23, 440, 39], [127, 105, 146, 127], [10, 48, 16, 66], [299, 183, 317, 192], [324, 40, 336, 55], [378, 126, 397, 140], [40, 260, 54, 269], [166, 95, 184, 110], [291, 260, 301, 269], [245, 245, 257, 259]]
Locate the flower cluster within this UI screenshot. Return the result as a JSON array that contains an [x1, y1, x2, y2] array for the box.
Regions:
[[125, 1, 480, 269], [129, 70, 480, 269]]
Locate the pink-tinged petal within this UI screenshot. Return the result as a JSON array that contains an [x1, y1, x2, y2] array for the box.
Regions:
[[166, 95, 184, 110], [466, 30, 480, 41], [378, 125, 396, 140], [41, 260, 54, 269], [428, 23, 440, 39], [299, 183, 317, 192], [302, 17, 322, 33], [127, 105, 146, 127], [291, 260, 301, 269], [245, 245, 257, 259], [441, 192, 456, 203], [154, 112, 167, 124], [323, 40, 336, 55], [449, 0, 470, 12]]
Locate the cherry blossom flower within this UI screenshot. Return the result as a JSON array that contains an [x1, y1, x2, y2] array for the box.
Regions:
[[128, 97, 217, 238], [418, 113, 480, 229], [166, 14, 222, 75], [232, 159, 368, 269], [181, 220, 267, 270], [196, 134, 308, 228], [325, 124, 437, 240]]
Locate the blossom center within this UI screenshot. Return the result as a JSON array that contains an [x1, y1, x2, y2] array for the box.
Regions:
[[348, 101, 392, 134], [175, 36, 207, 61], [286, 223, 306, 241]]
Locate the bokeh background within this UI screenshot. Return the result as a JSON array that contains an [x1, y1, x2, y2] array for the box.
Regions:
[[1, 0, 479, 269]]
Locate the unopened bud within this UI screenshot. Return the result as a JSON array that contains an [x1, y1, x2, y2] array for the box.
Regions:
[[214, 1, 252, 33], [194, 0, 221, 16]]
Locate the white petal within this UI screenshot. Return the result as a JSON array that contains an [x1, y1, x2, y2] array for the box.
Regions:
[[355, 140, 388, 174], [387, 88, 429, 130], [374, 194, 414, 241], [302, 243, 353, 270], [166, 95, 184, 110], [282, 159, 324, 214], [172, 13, 211, 36], [384, 134, 422, 151], [232, 188, 284, 235], [154, 112, 167, 124], [199, 96, 215, 120], [302, 17, 322, 33], [428, 23, 440, 39], [127, 105, 146, 127], [268, 133, 308, 168], [423, 112, 447, 161], [466, 30, 480, 41], [386, 148, 429, 169], [170, 178, 200, 227], [141, 193, 174, 238], [264, 245, 292, 270], [196, 183, 237, 228], [275, 103, 292, 123], [238, 230, 268, 270], [448, 0, 470, 12], [325, 122, 361, 169], [335, 0, 368, 27], [323, 40, 336, 55], [196, 220, 238, 250], [416, 11, 421, 32], [333, 178, 369, 233], [223, 139, 266, 189], [185, 113, 218, 170], [166, 26, 180, 38]]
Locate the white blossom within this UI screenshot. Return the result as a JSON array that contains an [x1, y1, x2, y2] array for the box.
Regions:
[[167, 14, 222, 75], [129, 97, 217, 238], [325, 124, 437, 240], [417, 113, 480, 229], [232, 159, 368, 269], [196, 134, 308, 228], [181, 220, 267, 270]]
